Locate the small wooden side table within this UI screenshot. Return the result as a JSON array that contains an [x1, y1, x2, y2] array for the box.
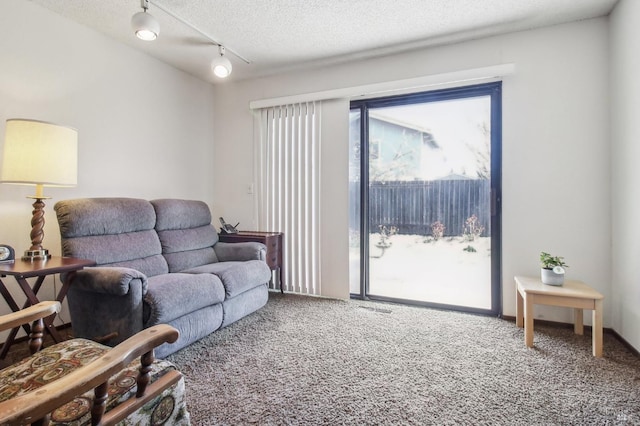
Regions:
[[0, 256, 96, 358], [515, 275, 604, 357], [219, 231, 284, 293]]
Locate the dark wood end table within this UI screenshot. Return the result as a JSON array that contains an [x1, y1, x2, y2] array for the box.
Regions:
[[0, 256, 96, 358], [218, 231, 284, 293]]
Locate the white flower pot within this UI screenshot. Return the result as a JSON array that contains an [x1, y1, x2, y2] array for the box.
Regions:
[[541, 267, 564, 286]]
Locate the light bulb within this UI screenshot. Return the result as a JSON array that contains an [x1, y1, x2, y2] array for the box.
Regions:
[[212, 56, 232, 78], [131, 11, 159, 41]]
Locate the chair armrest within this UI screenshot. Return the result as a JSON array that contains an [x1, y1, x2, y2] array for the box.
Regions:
[[214, 241, 267, 262], [70, 267, 148, 296], [0, 301, 60, 333], [0, 324, 179, 425]]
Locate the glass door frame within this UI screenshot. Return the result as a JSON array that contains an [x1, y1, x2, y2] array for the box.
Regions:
[[350, 81, 503, 317]]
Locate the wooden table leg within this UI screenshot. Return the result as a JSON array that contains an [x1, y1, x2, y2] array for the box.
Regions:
[[516, 287, 524, 328], [15, 276, 63, 343], [524, 293, 534, 348], [0, 279, 30, 334], [593, 299, 603, 357], [574, 308, 584, 335], [0, 278, 32, 359], [0, 327, 21, 359], [42, 277, 73, 343], [278, 267, 284, 294], [14, 277, 40, 306]]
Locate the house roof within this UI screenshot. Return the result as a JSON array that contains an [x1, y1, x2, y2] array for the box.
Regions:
[[352, 112, 440, 149]]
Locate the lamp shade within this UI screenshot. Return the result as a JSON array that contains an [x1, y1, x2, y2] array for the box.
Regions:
[[1, 119, 78, 187]]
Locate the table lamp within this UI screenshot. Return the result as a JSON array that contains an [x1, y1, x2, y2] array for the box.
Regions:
[[1, 119, 78, 261]]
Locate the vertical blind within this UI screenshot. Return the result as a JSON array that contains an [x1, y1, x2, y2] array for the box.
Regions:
[[254, 102, 321, 295]]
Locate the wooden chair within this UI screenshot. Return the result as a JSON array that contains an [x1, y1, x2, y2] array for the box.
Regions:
[[0, 301, 190, 425]]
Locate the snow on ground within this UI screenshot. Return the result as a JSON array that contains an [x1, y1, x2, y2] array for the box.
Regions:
[[350, 234, 492, 309]]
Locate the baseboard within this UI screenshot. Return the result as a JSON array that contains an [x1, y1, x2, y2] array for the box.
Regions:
[[502, 315, 640, 357], [607, 328, 640, 357]]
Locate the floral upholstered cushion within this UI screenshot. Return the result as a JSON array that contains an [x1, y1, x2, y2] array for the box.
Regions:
[[0, 338, 190, 425]]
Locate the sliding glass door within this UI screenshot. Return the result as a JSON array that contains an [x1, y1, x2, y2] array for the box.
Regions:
[[349, 82, 502, 315]]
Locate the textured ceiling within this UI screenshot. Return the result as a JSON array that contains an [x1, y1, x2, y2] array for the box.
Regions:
[[30, 0, 618, 84]]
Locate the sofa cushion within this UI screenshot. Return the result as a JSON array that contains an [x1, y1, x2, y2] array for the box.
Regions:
[[56, 198, 157, 237], [152, 199, 221, 272], [158, 227, 218, 272], [143, 273, 225, 326], [55, 198, 169, 277], [152, 199, 215, 233], [183, 260, 271, 298], [61, 232, 168, 277]]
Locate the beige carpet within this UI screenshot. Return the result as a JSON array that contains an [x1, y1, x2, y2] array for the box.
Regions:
[[167, 293, 640, 425]]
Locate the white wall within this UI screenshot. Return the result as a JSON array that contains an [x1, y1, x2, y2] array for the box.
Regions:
[[0, 1, 216, 325], [610, 0, 640, 351], [213, 19, 612, 324]]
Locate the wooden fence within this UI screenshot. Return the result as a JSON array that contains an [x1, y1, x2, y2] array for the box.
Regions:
[[350, 179, 491, 237]]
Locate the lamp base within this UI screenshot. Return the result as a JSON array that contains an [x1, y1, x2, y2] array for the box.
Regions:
[[22, 248, 51, 261]]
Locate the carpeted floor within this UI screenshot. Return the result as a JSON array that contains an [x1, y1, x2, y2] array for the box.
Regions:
[[167, 293, 640, 425]]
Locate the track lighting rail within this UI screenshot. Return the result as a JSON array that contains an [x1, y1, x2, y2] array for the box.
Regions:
[[149, 0, 251, 64]]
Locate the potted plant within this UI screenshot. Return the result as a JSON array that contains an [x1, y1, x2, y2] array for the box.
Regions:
[[540, 252, 568, 286]]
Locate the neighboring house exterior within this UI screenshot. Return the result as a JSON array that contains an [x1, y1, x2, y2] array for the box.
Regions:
[[349, 111, 442, 181]]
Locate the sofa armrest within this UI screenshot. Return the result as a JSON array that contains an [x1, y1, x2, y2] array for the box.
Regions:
[[69, 267, 148, 296], [214, 241, 267, 262], [66, 267, 148, 345]]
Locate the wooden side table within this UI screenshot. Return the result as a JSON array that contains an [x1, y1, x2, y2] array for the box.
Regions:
[[0, 256, 96, 358], [219, 231, 284, 293], [515, 275, 604, 357]]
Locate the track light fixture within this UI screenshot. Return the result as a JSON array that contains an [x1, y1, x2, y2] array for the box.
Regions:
[[130, 0, 248, 78], [211, 46, 233, 78], [131, 0, 159, 41]]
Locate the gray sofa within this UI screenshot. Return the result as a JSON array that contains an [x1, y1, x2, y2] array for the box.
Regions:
[[54, 198, 271, 358]]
